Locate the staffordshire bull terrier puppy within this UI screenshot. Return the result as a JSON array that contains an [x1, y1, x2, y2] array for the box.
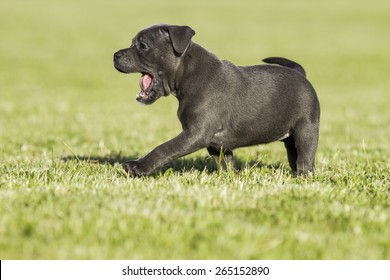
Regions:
[[114, 24, 320, 176]]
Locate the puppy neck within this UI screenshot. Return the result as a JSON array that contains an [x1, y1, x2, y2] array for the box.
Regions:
[[173, 42, 222, 98]]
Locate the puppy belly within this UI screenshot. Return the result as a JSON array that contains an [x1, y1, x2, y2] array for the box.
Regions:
[[209, 128, 290, 150]]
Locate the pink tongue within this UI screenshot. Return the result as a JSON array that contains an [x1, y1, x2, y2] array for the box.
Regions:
[[140, 74, 153, 91]]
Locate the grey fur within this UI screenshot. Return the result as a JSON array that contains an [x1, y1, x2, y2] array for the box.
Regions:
[[114, 24, 320, 176]]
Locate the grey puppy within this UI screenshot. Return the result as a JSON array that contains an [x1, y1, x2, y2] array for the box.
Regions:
[[113, 24, 320, 176]]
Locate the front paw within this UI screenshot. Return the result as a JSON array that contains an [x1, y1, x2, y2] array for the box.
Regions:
[[122, 160, 150, 176]]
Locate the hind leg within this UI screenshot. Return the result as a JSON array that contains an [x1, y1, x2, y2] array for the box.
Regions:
[[207, 147, 235, 170], [283, 136, 298, 172], [293, 122, 319, 175]]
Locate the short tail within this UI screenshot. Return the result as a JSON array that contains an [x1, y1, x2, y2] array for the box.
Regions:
[[262, 57, 306, 77]]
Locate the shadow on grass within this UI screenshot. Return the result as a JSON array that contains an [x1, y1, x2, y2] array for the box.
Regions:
[[61, 154, 286, 175]]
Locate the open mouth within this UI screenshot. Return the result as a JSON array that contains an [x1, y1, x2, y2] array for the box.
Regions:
[[139, 73, 153, 93], [136, 73, 156, 104]]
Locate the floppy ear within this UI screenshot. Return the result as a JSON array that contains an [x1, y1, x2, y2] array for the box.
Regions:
[[167, 25, 195, 55]]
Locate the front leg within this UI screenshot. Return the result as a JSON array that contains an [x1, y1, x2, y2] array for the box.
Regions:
[[123, 131, 205, 176]]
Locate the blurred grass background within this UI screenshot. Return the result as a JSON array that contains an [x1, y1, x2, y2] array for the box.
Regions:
[[0, 0, 389, 259], [1, 0, 389, 159]]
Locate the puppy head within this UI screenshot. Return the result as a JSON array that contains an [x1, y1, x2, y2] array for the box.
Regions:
[[113, 24, 195, 104]]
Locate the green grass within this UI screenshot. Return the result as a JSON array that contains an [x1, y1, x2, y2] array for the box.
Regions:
[[1, 0, 389, 259]]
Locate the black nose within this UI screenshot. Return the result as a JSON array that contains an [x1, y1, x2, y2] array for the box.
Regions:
[[114, 51, 122, 61]]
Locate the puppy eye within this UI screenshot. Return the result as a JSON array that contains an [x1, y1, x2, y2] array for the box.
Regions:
[[139, 42, 149, 50]]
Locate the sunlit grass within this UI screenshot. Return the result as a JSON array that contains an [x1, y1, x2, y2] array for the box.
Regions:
[[0, 0, 389, 259]]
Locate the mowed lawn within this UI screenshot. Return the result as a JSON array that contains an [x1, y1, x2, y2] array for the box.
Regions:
[[0, 0, 389, 259]]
